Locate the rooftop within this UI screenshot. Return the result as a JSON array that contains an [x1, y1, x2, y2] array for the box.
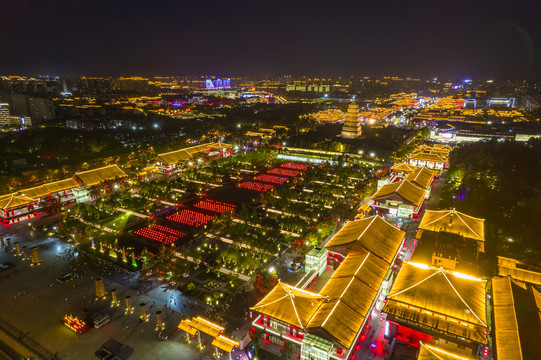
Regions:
[[384, 262, 488, 344], [418, 209, 485, 242], [391, 163, 418, 173], [405, 166, 437, 190], [306, 252, 390, 348], [417, 342, 475, 360], [156, 142, 231, 165], [324, 216, 405, 261], [73, 165, 126, 187], [371, 179, 426, 207], [251, 281, 328, 329], [492, 276, 541, 360]]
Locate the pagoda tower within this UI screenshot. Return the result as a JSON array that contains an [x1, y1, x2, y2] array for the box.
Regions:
[[341, 101, 362, 138]]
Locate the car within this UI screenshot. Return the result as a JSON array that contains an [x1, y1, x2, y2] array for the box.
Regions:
[[0, 262, 15, 271], [56, 273, 72, 283]]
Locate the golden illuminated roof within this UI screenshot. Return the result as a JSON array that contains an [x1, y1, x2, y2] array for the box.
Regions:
[[188, 316, 224, 338], [0, 192, 36, 210], [492, 277, 523, 360], [307, 252, 390, 348], [20, 178, 79, 199], [324, 216, 405, 262], [178, 319, 197, 335], [73, 165, 126, 186], [409, 152, 448, 163], [497, 256, 541, 286], [419, 209, 485, 241], [212, 335, 239, 353], [384, 262, 487, 343], [492, 276, 541, 360], [417, 342, 474, 360], [371, 179, 426, 207], [157, 142, 232, 165], [391, 163, 418, 173], [405, 166, 437, 190], [251, 281, 328, 329]]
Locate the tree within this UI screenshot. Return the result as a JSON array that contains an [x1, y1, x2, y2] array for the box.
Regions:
[[41, 197, 62, 215]]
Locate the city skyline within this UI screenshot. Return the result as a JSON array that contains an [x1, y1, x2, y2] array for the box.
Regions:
[[2, 0, 540, 78]]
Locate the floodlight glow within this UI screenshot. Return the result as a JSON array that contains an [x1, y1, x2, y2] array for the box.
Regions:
[[452, 271, 483, 281], [407, 262, 430, 270]]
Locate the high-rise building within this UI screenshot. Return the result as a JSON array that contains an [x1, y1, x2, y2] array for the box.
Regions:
[[29, 97, 55, 122], [340, 101, 362, 138], [0, 103, 10, 126]]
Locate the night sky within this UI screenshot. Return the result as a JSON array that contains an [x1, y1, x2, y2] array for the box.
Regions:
[[1, 0, 540, 79]]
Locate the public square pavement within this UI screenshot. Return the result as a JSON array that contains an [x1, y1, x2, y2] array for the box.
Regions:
[[0, 220, 230, 360]]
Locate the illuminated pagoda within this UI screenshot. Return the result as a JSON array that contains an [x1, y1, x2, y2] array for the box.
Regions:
[[340, 101, 362, 139], [383, 262, 488, 357], [251, 215, 405, 360], [371, 179, 427, 219], [492, 276, 541, 360]]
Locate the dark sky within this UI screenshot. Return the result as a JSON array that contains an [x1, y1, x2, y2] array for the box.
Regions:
[[1, 0, 540, 79]]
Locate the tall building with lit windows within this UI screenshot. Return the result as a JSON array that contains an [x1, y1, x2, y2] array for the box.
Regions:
[[340, 101, 362, 138], [0, 103, 10, 126]]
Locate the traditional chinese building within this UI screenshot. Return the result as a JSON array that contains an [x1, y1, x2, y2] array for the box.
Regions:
[[492, 276, 541, 360], [0, 178, 79, 225], [251, 215, 405, 360], [407, 144, 452, 172], [340, 102, 362, 139], [390, 163, 418, 178], [155, 142, 233, 175], [383, 262, 489, 357], [371, 179, 427, 219], [73, 164, 127, 187], [405, 166, 438, 198]]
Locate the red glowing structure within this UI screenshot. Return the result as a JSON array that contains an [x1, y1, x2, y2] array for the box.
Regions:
[[267, 168, 301, 178], [194, 199, 236, 213], [237, 181, 274, 192], [167, 209, 215, 228], [134, 227, 179, 245], [152, 224, 186, 237], [253, 174, 289, 185], [280, 162, 311, 171]]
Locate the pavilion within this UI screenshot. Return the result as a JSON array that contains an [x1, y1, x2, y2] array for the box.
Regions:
[[371, 179, 426, 219], [383, 262, 488, 356]]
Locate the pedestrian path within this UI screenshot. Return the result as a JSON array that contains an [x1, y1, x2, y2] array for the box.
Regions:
[[115, 207, 148, 219]]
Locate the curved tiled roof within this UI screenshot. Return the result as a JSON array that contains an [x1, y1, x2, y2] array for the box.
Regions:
[[419, 209, 484, 241], [405, 166, 437, 190], [384, 262, 488, 344], [73, 165, 126, 186], [371, 179, 426, 207], [251, 281, 327, 329], [324, 216, 405, 262]]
